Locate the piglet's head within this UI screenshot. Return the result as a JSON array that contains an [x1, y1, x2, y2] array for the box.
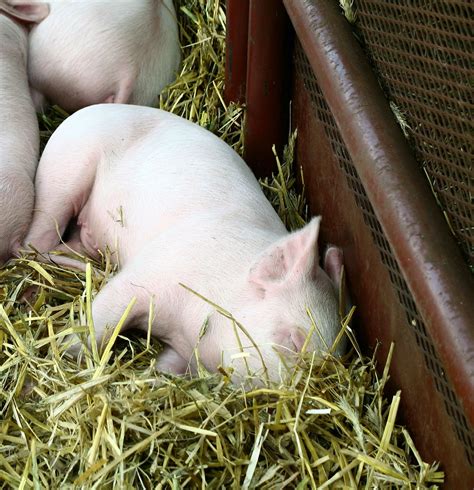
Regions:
[[218, 217, 346, 384]]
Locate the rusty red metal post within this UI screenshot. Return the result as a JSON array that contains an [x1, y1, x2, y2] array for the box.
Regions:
[[224, 0, 249, 104], [243, 0, 292, 178]]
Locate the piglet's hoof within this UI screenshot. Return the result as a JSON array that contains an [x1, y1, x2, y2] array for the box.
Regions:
[[155, 347, 191, 376]]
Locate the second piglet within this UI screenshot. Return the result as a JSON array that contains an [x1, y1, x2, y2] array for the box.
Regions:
[[28, 0, 181, 112], [0, 1, 49, 264], [24, 104, 345, 384]]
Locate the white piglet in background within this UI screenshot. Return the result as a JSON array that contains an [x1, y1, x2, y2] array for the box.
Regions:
[[25, 105, 345, 383], [0, 1, 49, 264], [28, 0, 180, 112]]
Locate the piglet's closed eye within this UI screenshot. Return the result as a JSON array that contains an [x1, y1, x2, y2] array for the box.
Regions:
[[273, 326, 308, 354]]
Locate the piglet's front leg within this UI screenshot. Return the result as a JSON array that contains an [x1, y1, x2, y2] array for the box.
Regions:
[[67, 266, 151, 356], [155, 346, 190, 375]]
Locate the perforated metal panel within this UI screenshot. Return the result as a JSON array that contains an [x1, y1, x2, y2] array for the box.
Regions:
[[293, 39, 474, 466], [353, 0, 473, 267]]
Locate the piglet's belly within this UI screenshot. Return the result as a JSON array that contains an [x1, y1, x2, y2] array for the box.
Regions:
[[76, 204, 110, 259], [76, 200, 184, 264]]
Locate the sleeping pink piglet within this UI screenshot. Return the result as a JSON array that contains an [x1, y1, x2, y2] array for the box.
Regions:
[[0, 1, 49, 264], [24, 104, 346, 384]]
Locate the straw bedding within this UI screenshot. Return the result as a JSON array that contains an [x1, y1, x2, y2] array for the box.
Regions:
[[0, 1, 444, 487]]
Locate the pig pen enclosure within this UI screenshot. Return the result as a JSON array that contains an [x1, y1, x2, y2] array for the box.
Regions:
[[228, 0, 473, 487], [0, 0, 471, 488]]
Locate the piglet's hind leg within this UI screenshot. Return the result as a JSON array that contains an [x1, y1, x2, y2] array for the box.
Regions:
[[24, 143, 100, 254], [104, 70, 136, 104]]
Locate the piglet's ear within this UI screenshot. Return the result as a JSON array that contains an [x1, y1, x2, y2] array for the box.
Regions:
[[324, 246, 352, 318], [1, 2, 50, 23], [248, 217, 321, 297], [323, 246, 344, 290]]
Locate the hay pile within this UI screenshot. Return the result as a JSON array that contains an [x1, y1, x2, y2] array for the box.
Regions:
[[0, 0, 444, 487]]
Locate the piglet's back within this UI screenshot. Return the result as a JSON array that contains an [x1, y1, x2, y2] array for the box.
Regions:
[[35, 104, 285, 257]]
